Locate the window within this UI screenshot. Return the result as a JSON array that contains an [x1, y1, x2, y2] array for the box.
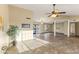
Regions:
[[22, 24, 30, 28]]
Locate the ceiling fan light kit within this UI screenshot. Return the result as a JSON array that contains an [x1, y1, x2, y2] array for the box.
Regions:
[[48, 4, 66, 18], [50, 14, 57, 17]]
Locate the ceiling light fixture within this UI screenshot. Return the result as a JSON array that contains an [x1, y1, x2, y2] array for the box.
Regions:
[[50, 14, 57, 17], [47, 4, 66, 17]]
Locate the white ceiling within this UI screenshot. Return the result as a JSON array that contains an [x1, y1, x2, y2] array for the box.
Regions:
[[11, 4, 79, 23], [11, 4, 79, 16]]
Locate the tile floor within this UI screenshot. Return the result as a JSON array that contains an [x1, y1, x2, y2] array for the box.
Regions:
[[6, 33, 79, 54]]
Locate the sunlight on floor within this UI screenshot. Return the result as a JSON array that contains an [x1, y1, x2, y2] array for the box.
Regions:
[[16, 38, 49, 53], [16, 30, 49, 53]]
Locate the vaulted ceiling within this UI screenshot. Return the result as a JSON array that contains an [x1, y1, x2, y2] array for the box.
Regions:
[[11, 4, 79, 23], [11, 4, 79, 16]]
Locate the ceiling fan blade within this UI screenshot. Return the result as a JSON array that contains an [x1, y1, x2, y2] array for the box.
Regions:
[[52, 12, 66, 14], [52, 11, 56, 14], [48, 14, 52, 17], [57, 12, 66, 14], [47, 4, 66, 17]]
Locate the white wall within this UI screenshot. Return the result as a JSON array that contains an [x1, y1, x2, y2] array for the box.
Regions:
[[0, 5, 9, 32], [9, 5, 33, 30]]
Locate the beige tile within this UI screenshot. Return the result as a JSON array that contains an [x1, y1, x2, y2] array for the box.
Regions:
[[7, 33, 79, 54]]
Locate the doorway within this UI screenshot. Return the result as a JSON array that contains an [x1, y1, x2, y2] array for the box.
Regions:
[[33, 24, 39, 34], [70, 22, 75, 36]]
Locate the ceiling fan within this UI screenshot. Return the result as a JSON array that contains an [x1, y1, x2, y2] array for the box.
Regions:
[[48, 4, 66, 17]]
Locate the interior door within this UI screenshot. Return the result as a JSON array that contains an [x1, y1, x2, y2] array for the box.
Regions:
[[0, 16, 3, 31], [75, 22, 79, 36]]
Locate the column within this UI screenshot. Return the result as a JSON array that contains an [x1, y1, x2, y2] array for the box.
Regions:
[[54, 21, 56, 37], [67, 20, 70, 37]]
